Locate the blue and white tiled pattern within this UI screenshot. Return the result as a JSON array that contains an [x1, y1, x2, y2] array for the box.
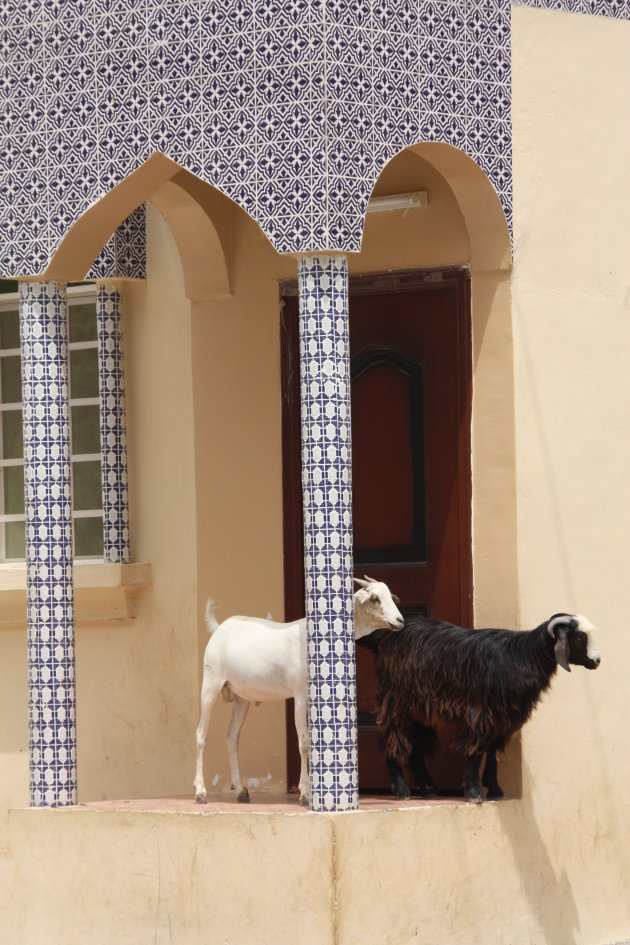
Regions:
[[298, 255, 357, 812], [87, 205, 147, 281], [1, 1, 626, 273], [19, 281, 77, 808], [1, 0, 516, 268], [96, 285, 130, 563], [513, 0, 628, 15]]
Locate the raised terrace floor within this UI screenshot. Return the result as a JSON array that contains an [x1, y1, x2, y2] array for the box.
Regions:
[[74, 791, 473, 813], [1, 791, 558, 945]]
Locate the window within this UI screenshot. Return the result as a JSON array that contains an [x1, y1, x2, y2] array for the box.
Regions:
[[0, 287, 105, 563]]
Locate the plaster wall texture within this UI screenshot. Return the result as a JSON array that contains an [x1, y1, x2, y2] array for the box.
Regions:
[[74, 206, 199, 803], [510, 5, 630, 941], [0, 805, 335, 945], [1, 798, 626, 945]]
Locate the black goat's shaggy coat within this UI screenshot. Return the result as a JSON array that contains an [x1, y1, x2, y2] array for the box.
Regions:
[[362, 612, 599, 801]]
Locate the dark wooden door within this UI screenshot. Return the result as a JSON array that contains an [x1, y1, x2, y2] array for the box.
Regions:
[[281, 268, 472, 793]]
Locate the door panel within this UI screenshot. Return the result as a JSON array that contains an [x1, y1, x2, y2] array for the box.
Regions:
[[352, 350, 425, 560], [281, 268, 472, 793]]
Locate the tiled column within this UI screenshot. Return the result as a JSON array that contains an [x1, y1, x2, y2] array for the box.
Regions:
[[297, 255, 357, 812], [19, 281, 76, 807], [96, 285, 130, 563]]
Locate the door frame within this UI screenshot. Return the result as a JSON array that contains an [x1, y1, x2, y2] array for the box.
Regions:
[[280, 266, 473, 790]]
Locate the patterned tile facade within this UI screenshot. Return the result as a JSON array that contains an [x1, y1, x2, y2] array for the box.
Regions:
[[0, 0, 518, 267], [19, 282, 77, 807], [2, 1, 624, 271], [87, 205, 147, 281], [513, 0, 628, 15], [298, 255, 357, 812], [96, 286, 130, 563]]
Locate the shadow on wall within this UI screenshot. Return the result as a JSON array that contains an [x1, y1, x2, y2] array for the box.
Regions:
[[0, 631, 28, 755], [496, 762, 579, 945]]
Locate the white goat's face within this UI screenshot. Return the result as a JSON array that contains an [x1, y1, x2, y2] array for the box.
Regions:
[[354, 581, 404, 635]]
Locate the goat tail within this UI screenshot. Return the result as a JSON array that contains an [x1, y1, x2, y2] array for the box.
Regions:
[[205, 598, 220, 636]]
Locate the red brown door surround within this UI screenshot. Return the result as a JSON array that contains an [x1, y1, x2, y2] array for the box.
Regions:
[[281, 268, 473, 794]]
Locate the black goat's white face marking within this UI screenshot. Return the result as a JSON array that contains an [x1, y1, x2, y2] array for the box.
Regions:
[[549, 613, 600, 670], [547, 614, 601, 672], [573, 614, 600, 668]]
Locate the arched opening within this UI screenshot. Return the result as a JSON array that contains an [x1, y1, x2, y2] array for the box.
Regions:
[[356, 144, 516, 641], [33, 141, 517, 805], [362, 143, 519, 796], [23, 156, 292, 804], [281, 142, 520, 798], [57, 161, 301, 804], [42, 153, 234, 300]]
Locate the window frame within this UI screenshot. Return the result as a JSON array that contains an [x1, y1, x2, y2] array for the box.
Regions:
[[0, 284, 105, 565]]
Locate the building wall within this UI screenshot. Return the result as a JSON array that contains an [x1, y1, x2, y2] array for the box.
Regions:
[[510, 6, 630, 940], [0, 5, 629, 944], [77, 209, 200, 803]]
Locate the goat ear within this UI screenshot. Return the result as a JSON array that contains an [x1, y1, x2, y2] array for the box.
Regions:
[[354, 588, 369, 605], [554, 629, 571, 673], [392, 594, 401, 605]]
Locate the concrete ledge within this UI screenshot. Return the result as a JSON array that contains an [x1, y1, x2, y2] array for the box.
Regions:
[[1, 796, 628, 945], [3, 802, 335, 945], [0, 562, 152, 627]]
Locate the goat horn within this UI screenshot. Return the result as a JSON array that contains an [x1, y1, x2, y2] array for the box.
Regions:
[[353, 577, 370, 588], [363, 575, 379, 584], [547, 614, 573, 637]]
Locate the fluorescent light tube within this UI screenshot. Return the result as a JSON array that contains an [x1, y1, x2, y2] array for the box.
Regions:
[[366, 191, 429, 213]]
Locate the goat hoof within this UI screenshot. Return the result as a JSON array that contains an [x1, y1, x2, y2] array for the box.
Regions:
[[393, 789, 412, 800], [237, 788, 250, 804], [299, 795, 309, 807], [195, 794, 208, 805], [464, 788, 483, 804], [419, 785, 438, 798], [486, 786, 504, 799]]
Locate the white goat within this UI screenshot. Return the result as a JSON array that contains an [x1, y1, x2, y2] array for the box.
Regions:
[[193, 577, 404, 805]]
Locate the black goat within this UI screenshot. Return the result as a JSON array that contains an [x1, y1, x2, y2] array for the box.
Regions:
[[362, 612, 600, 803]]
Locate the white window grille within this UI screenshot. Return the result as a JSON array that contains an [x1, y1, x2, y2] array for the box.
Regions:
[[0, 285, 105, 563]]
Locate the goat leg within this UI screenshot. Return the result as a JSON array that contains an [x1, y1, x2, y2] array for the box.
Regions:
[[386, 757, 412, 799], [294, 694, 310, 806], [193, 671, 222, 803], [408, 744, 438, 798], [226, 695, 251, 803], [481, 742, 504, 798], [463, 751, 484, 803], [377, 702, 413, 798], [408, 724, 438, 797]]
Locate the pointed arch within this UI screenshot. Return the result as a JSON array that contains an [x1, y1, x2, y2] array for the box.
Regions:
[[409, 143, 512, 272], [43, 153, 233, 299], [367, 142, 512, 273]]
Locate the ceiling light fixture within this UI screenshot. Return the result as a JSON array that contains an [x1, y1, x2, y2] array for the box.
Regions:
[[366, 191, 429, 214]]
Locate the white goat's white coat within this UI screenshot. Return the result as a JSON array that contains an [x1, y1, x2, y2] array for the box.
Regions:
[[193, 581, 404, 805]]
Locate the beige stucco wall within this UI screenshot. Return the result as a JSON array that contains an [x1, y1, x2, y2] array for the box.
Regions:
[[1, 794, 625, 945], [76, 210, 200, 803], [510, 5, 630, 943]]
